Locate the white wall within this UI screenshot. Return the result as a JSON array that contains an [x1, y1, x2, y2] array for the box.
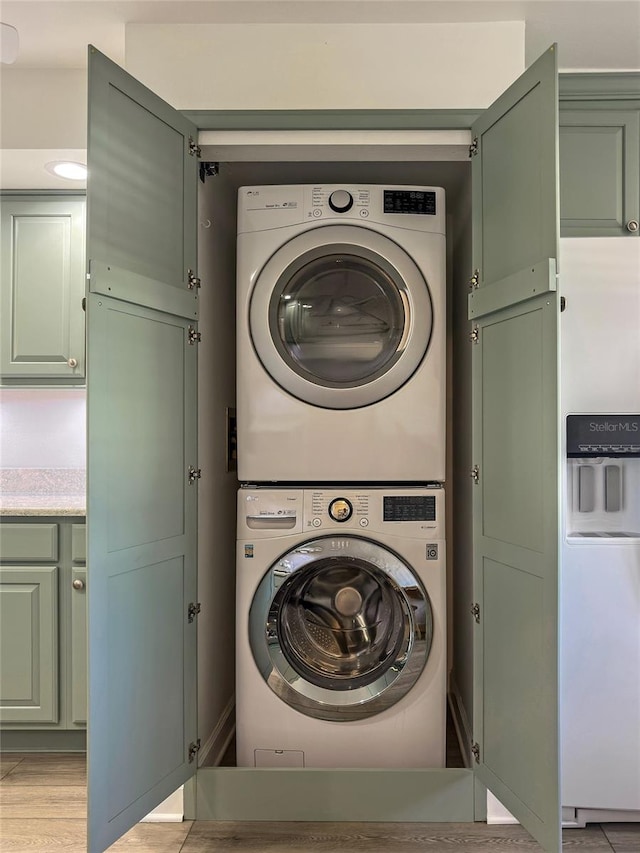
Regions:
[[0, 69, 87, 149], [0, 388, 86, 469], [0, 69, 87, 188], [125, 22, 525, 110]]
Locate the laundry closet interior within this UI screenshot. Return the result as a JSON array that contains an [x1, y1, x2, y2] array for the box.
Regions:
[[86, 46, 563, 853], [197, 154, 473, 763], [187, 156, 479, 805]]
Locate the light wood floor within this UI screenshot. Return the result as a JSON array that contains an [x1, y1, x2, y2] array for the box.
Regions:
[[1, 753, 639, 852]]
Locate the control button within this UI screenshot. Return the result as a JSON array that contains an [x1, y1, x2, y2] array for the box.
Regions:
[[359, 517, 369, 527], [312, 517, 322, 528], [328, 190, 354, 213], [359, 208, 369, 217], [328, 498, 353, 522], [313, 208, 322, 217]]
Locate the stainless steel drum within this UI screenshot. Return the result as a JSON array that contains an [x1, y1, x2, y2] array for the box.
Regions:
[[249, 535, 433, 721]]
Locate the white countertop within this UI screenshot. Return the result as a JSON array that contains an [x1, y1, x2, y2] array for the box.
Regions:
[[0, 468, 86, 517], [0, 497, 86, 517]]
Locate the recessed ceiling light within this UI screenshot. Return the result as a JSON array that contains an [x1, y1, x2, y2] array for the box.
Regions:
[[45, 161, 87, 181]]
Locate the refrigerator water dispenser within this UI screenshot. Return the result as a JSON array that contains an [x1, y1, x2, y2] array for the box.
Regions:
[[566, 414, 640, 538]]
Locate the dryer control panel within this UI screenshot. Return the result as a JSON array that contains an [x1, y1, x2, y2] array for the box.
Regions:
[[237, 184, 446, 235], [304, 186, 444, 232]]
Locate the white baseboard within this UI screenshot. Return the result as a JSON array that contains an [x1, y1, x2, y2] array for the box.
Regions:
[[486, 791, 519, 825], [141, 787, 184, 823], [571, 807, 640, 827]]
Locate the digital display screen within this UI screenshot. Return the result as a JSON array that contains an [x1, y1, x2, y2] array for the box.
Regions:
[[566, 414, 640, 457], [383, 495, 436, 522], [384, 190, 436, 215]]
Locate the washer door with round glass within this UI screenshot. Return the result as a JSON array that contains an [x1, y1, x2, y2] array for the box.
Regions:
[[249, 536, 433, 721], [249, 225, 434, 409]]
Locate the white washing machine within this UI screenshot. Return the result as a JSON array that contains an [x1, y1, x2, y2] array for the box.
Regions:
[[236, 184, 446, 482], [236, 486, 447, 769]]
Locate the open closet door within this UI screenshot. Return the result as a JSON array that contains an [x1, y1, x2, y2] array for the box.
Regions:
[[86, 47, 199, 852], [469, 46, 560, 853]]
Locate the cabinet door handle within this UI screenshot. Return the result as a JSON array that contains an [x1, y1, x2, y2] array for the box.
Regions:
[[72, 578, 85, 591], [67, 358, 78, 368], [627, 220, 639, 232]]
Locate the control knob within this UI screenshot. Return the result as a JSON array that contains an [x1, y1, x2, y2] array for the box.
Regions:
[[328, 190, 354, 213], [328, 498, 353, 522]]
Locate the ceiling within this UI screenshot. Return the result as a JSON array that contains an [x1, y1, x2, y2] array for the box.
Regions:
[[2, 0, 640, 71], [1, 1, 638, 189]]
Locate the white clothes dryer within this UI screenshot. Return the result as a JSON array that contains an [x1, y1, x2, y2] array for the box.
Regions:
[[236, 486, 446, 769], [236, 185, 446, 482]]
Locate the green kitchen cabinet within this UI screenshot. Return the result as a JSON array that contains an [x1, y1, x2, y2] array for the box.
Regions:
[[0, 522, 58, 561], [559, 75, 640, 236], [0, 519, 87, 743], [0, 195, 86, 382], [0, 564, 59, 724]]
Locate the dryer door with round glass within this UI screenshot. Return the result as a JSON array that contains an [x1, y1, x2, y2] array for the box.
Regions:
[[249, 225, 434, 409], [249, 536, 433, 721]]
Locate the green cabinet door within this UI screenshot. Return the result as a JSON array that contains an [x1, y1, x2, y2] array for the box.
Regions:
[[470, 46, 560, 853], [0, 196, 86, 380], [559, 106, 640, 236], [86, 47, 199, 853], [70, 567, 87, 726], [70, 523, 87, 726], [0, 565, 59, 724]]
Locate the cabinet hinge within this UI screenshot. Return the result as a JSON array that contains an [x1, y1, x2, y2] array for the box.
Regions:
[[187, 269, 201, 290], [469, 269, 480, 290], [187, 325, 201, 345], [469, 137, 479, 157], [469, 325, 479, 344], [188, 602, 201, 623], [188, 466, 202, 485], [471, 602, 481, 623], [188, 738, 201, 763], [470, 465, 480, 485], [188, 136, 201, 158], [471, 741, 480, 763], [199, 161, 219, 183]]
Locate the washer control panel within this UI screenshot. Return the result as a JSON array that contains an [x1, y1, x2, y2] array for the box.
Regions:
[[303, 488, 443, 537], [328, 497, 353, 522], [383, 494, 436, 522], [238, 489, 303, 537], [238, 488, 444, 538]]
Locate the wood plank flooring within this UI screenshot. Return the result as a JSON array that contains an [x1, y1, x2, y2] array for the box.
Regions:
[[1, 753, 638, 852], [181, 822, 618, 851]]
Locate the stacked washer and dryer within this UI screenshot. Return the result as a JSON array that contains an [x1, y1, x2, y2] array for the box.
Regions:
[[235, 184, 448, 768]]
